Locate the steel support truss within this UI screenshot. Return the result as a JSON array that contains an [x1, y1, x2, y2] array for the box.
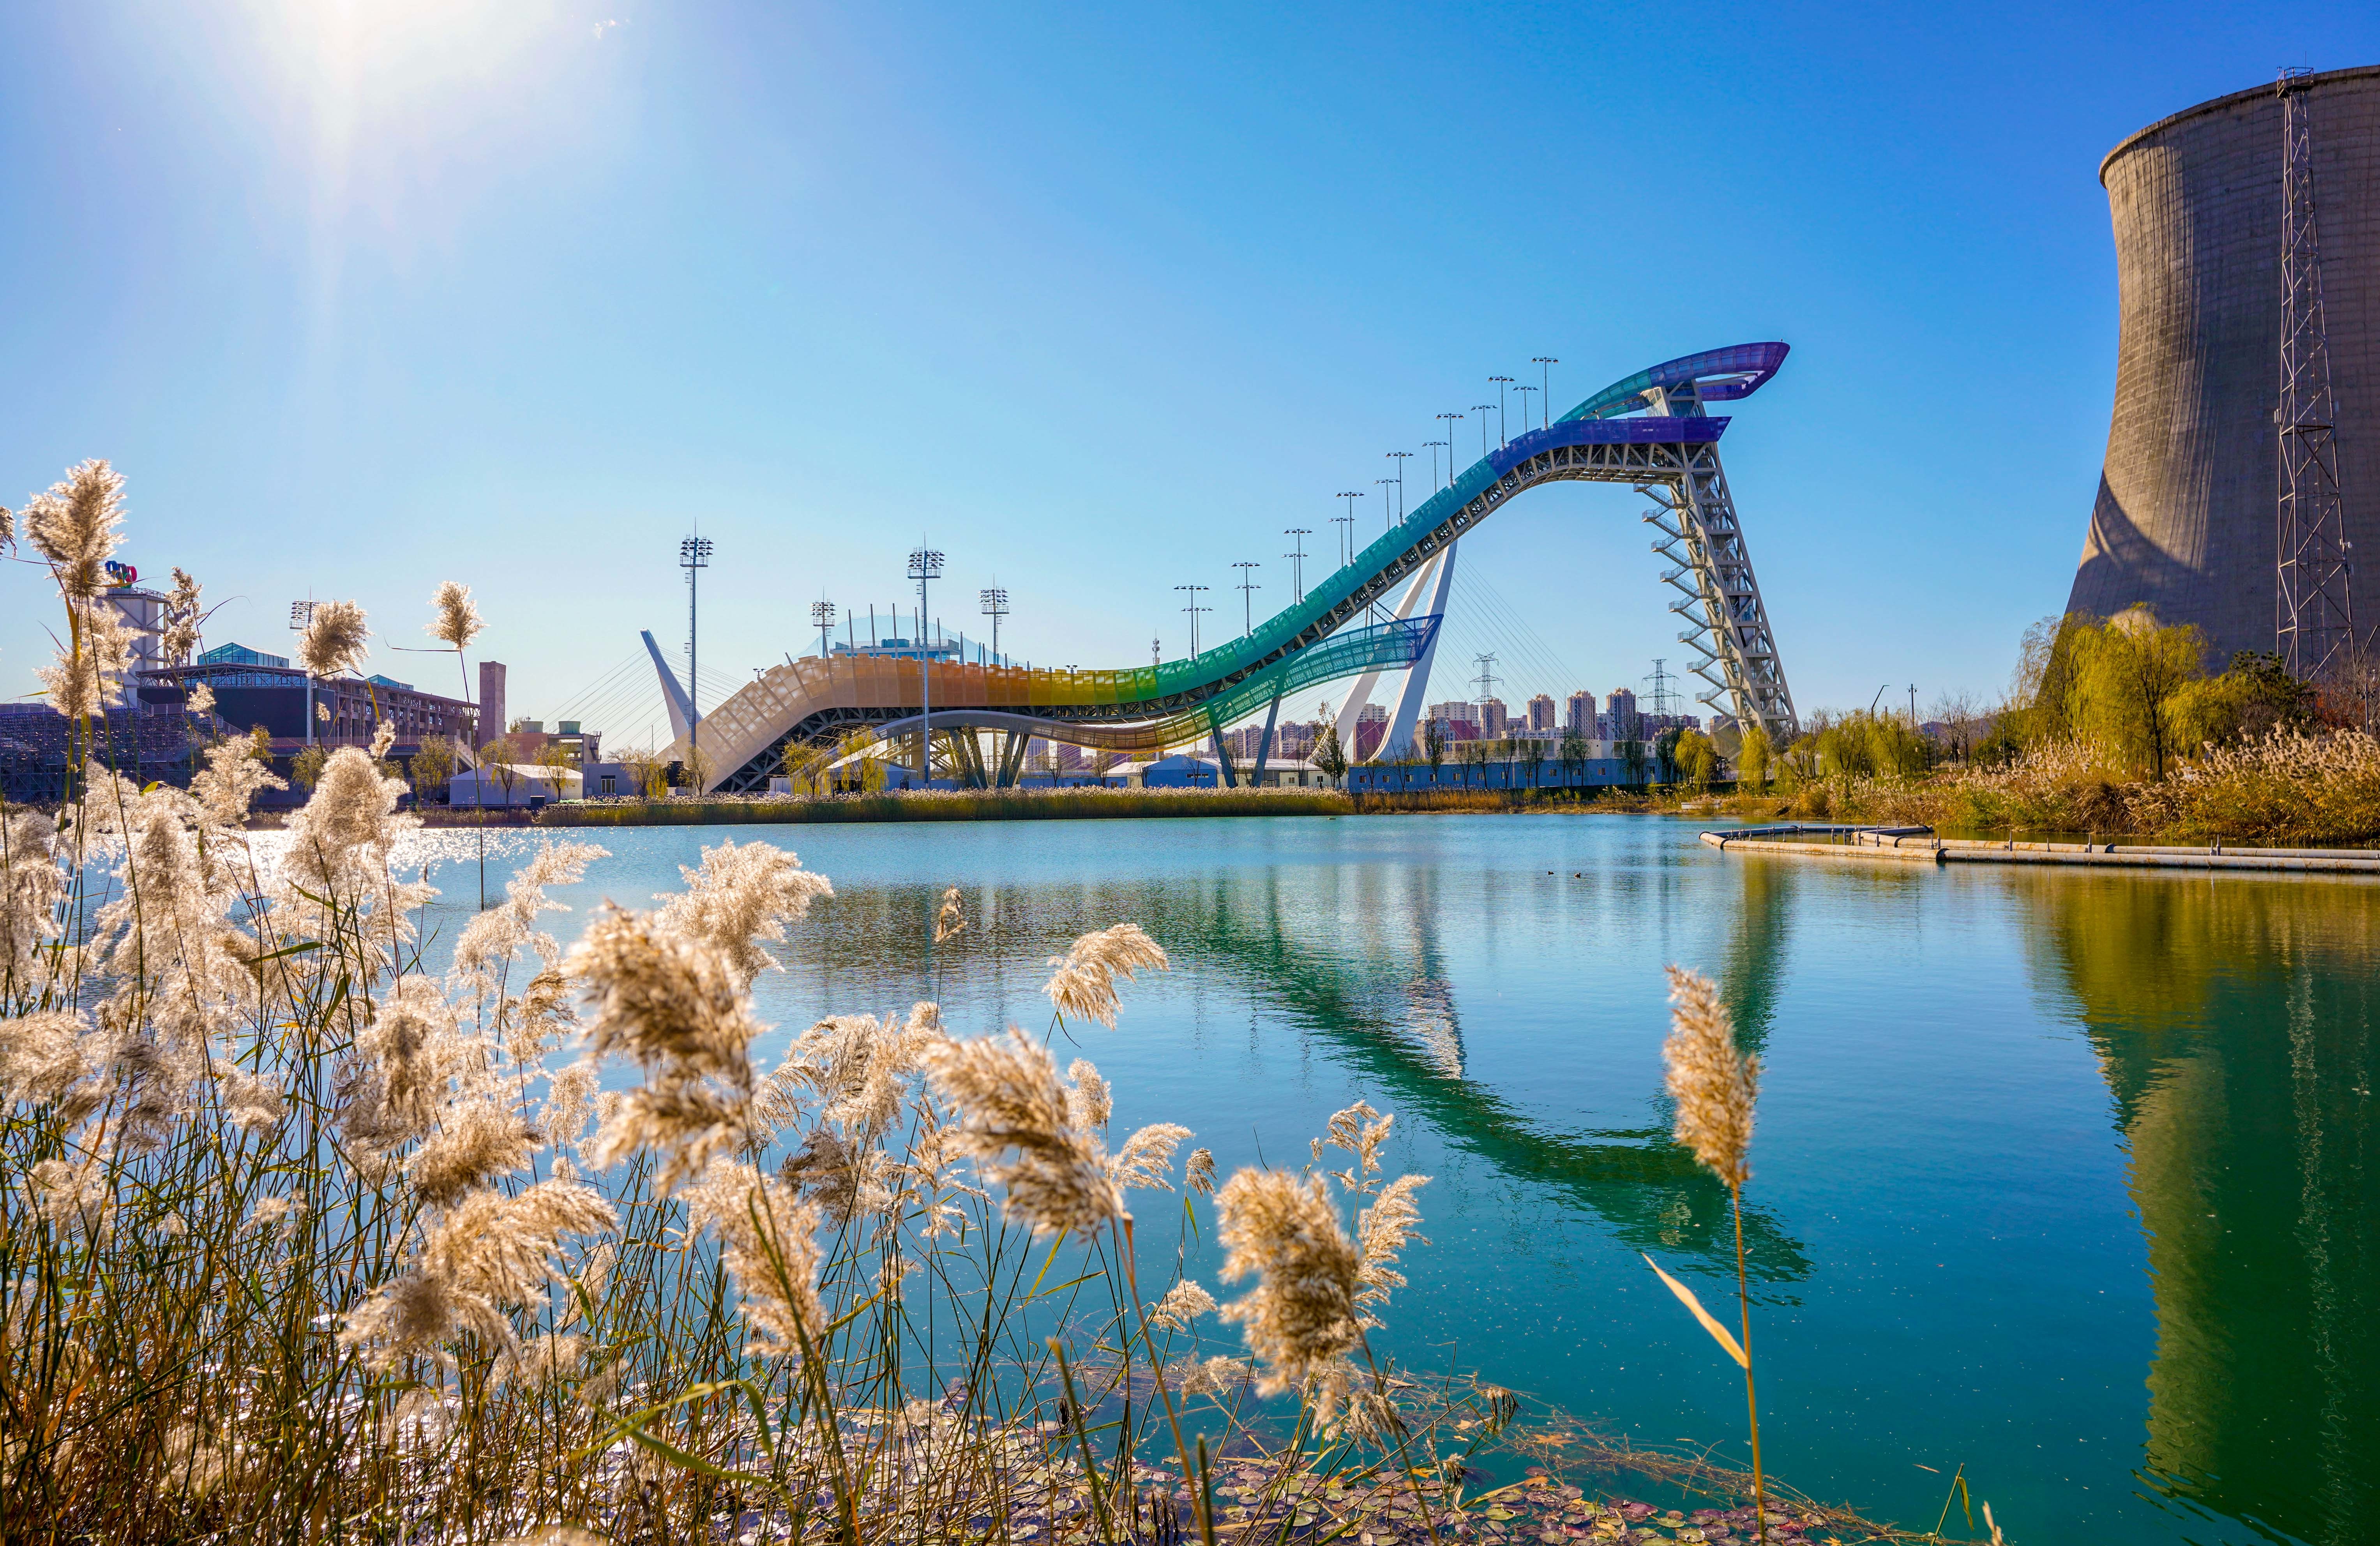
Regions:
[[2277, 69, 2354, 678], [1343, 434, 1801, 747]]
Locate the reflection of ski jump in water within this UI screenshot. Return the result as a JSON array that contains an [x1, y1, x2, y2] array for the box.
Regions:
[[1186, 869, 1810, 1285]]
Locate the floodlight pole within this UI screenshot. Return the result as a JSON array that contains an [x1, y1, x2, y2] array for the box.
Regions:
[[1472, 405, 1495, 459], [1435, 414, 1464, 486], [680, 535, 712, 780], [1284, 528, 1311, 601], [1532, 357, 1558, 427], [289, 600, 316, 746], [1488, 376, 1514, 445], [1174, 584, 1210, 656], [811, 598, 835, 659], [980, 586, 1009, 665], [1388, 450, 1411, 522], [909, 544, 944, 785], [1232, 561, 1261, 635]]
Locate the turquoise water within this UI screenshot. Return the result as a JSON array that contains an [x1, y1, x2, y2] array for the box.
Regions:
[[399, 813, 2377, 1546]]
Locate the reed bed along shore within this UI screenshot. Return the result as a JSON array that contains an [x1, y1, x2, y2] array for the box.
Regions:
[[1698, 729, 2380, 849], [3, 461, 1998, 1544], [394, 786, 1683, 831], [0, 748, 1972, 1544]]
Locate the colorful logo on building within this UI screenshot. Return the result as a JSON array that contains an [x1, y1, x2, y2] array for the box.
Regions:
[[104, 559, 139, 587]]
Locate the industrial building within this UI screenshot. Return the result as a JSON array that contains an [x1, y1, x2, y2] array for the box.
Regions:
[[2069, 65, 2380, 665]]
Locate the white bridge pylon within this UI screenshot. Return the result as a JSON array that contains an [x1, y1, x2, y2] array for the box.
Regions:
[[1328, 540, 1458, 761]]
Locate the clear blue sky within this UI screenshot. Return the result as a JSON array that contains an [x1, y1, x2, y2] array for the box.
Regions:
[[4, 2, 2374, 745]]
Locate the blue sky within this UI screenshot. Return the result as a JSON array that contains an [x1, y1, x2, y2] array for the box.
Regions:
[[4, 2, 2374, 745]]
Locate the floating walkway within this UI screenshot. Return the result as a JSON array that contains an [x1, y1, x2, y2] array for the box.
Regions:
[[1700, 824, 2380, 875]]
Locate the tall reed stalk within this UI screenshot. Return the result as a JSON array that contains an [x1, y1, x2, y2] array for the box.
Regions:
[[1653, 965, 1769, 1544]]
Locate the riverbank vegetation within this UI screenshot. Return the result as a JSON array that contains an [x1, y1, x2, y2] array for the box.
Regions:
[[4, 462, 1976, 1543], [1727, 608, 2380, 846], [0, 760, 1942, 1542]]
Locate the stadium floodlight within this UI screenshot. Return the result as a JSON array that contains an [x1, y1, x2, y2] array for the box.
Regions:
[[979, 586, 1009, 664], [908, 546, 945, 783], [290, 600, 318, 745], [680, 535, 713, 755]]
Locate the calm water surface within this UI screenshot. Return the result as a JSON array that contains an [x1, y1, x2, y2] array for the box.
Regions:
[[390, 813, 2375, 1546]]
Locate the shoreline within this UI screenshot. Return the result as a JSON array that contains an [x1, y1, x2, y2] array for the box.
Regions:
[[237, 787, 1723, 829], [1704, 823, 2380, 875]]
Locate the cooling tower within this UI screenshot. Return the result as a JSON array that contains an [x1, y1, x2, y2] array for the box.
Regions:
[[2069, 65, 2380, 663]]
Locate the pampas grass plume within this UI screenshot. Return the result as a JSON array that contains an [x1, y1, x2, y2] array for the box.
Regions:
[[1213, 1168, 1361, 1394], [297, 598, 370, 679], [923, 1029, 1123, 1236], [1663, 965, 1758, 1188], [429, 580, 484, 651], [1042, 922, 1167, 1027], [22, 459, 124, 600]]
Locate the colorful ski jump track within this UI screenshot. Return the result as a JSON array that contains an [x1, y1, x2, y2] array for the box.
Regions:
[[660, 343, 1805, 794]]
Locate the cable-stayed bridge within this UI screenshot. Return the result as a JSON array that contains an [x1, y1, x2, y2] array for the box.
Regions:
[[659, 344, 1802, 793]]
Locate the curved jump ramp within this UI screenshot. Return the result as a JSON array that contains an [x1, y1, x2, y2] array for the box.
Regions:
[[668, 343, 1801, 793]]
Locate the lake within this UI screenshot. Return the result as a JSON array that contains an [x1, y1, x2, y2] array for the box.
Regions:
[[381, 811, 2377, 1546]]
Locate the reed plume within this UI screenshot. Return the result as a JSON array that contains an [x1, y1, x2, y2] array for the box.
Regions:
[[683, 1161, 826, 1357], [2, 809, 68, 989], [922, 1029, 1123, 1236], [1353, 1171, 1429, 1328], [1213, 1168, 1361, 1394], [1664, 964, 1757, 1188], [296, 598, 369, 679], [1065, 1057, 1111, 1130], [38, 599, 133, 722], [1042, 921, 1167, 1027], [428, 580, 484, 651], [21, 459, 124, 600], [1149, 1278, 1217, 1331], [1109, 1120, 1192, 1192], [162, 567, 203, 665], [1661, 963, 1769, 1543], [567, 902, 761, 1190], [654, 838, 833, 989], [339, 1178, 616, 1371]]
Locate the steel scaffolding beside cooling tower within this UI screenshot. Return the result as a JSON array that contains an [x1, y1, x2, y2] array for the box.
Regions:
[[2070, 65, 2380, 666]]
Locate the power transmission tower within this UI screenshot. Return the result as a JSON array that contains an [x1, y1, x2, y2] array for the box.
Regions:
[[2277, 67, 2354, 678], [1646, 658, 1677, 718], [1471, 652, 1500, 708]]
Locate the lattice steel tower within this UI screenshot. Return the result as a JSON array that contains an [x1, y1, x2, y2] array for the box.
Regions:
[[2277, 67, 2354, 677]]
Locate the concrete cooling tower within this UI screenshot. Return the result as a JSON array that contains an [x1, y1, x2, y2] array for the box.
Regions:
[[2069, 65, 2380, 665]]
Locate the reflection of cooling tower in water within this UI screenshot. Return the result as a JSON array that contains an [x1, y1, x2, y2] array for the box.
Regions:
[[2069, 66, 2380, 663], [2024, 874, 2380, 1544]]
